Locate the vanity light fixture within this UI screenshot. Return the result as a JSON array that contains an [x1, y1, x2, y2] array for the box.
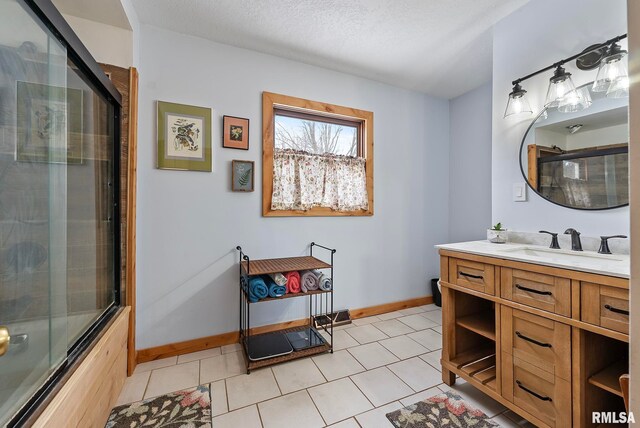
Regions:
[[545, 66, 578, 108], [504, 33, 627, 119], [593, 43, 628, 94], [504, 83, 533, 118]]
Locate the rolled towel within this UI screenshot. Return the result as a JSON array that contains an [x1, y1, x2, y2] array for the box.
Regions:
[[263, 275, 286, 298], [317, 272, 332, 291], [269, 273, 287, 287], [248, 276, 268, 302], [284, 271, 301, 294], [300, 270, 319, 293]]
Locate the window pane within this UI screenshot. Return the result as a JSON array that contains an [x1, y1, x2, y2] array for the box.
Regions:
[[275, 113, 359, 156]]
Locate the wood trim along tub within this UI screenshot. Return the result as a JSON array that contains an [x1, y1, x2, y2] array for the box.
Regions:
[[126, 67, 139, 376], [137, 295, 434, 363], [261, 91, 374, 217], [33, 307, 130, 427]]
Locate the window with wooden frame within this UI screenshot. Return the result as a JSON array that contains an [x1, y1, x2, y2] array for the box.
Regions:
[[262, 92, 374, 217]]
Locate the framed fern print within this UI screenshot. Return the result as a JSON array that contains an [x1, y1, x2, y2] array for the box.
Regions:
[[232, 160, 254, 192]]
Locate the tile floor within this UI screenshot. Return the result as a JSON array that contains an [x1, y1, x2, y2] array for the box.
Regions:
[[116, 304, 535, 427]]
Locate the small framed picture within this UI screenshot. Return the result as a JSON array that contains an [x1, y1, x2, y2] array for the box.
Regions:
[[223, 115, 249, 150], [232, 160, 254, 192], [157, 101, 212, 172]]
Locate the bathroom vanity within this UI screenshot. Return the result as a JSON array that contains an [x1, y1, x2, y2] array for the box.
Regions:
[[437, 241, 629, 428]]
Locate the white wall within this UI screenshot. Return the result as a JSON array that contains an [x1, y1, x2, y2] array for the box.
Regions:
[[492, 0, 629, 236], [62, 14, 133, 68], [136, 25, 450, 349], [449, 82, 493, 242]]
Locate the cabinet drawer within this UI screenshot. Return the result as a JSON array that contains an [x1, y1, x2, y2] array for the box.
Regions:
[[501, 268, 571, 317], [502, 355, 571, 428], [501, 307, 570, 381], [448, 258, 495, 295], [581, 283, 629, 334]]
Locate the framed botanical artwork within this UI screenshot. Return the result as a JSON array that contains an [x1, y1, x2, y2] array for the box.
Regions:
[[157, 101, 212, 171], [16, 81, 83, 164], [222, 115, 249, 150], [232, 160, 254, 192]]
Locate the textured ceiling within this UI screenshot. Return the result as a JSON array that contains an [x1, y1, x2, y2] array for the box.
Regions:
[[132, 0, 528, 98], [53, 0, 132, 30]]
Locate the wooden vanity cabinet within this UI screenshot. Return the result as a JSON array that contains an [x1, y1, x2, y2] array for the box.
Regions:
[[439, 251, 629, 428]]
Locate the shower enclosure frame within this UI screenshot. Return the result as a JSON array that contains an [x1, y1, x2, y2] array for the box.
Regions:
[[7, 0, 123, 426]]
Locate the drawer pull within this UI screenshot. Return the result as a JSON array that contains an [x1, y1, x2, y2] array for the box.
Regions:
[[515, 284, 552, 296], [516, 380, 553, 402], [459, 271, 484, 280], [604, 304, 629, 316], [515, 331, 552, 348]]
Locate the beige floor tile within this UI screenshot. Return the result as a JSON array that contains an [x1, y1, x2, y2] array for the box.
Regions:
[[398, 386, 442, 406], [354, 401, 404, 428], [420, 304, 440, 312], [177, 347, 221, 364], [143, 361, 200, 399], [116, 371, 150, 405], [221, 343, 242, 354], [398, 307, 424, 315], [312, 350, 365, 381], [344, 324, 388, 344], [210, 379, 228, 416], [421, 310, 443, 325], [388, 357, 442, 392], [372, 319, 415, 337], [308, 378, 373, 425], [322, 329, 359, 350], [347, 342, 399, 370], [407, 328, 442, 350], [200, 350, 245, 383], [397, 314, 438, 331], [439, 380, 506, 417], [212, 404, 262, 428], [271, 358, 326, 394], [376, 311, 403, 321], [379, 335, 428, 360], [432, 325, 443, 334], [134, 356, 177, 373], [350, 367, 413, 407], [226, 368, 281, 410], [327, 418, 360, 427], [351, 315, 381, 326], [419, 350, 442, 371], [258, 390, 325, 428]]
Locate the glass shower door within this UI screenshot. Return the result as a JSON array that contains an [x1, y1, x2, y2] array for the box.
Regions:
[[0, 0, 68, 423]]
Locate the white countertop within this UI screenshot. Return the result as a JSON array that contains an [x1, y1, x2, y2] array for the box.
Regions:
[[436, 240, 630, 279]]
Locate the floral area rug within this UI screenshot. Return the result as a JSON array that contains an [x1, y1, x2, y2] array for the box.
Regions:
[[386, 391, 498, 428], [106, 384, 211, 427]]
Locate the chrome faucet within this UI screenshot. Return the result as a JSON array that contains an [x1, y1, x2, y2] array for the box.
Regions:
[[564, 228, 582, 251]]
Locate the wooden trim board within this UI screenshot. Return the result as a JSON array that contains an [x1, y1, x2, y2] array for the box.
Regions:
[[137, 295, 434, 363], [350, 296, 434, 319], [126, 67, 139, 376]]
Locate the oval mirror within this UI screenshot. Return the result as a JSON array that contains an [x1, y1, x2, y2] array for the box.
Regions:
[[520, 81, 629, 210]]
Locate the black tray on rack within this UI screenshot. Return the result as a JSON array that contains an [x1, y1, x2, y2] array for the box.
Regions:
[[245, 332, 293, 361]]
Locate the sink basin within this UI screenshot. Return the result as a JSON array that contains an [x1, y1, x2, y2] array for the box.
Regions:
[[495, 245, 625, 263]]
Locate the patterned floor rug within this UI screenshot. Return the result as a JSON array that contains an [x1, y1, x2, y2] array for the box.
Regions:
[[106, 384, 211, 427], [386, 391, 498, 428]]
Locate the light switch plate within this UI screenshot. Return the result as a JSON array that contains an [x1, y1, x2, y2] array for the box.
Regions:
[[513, 182, 527, 202]]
